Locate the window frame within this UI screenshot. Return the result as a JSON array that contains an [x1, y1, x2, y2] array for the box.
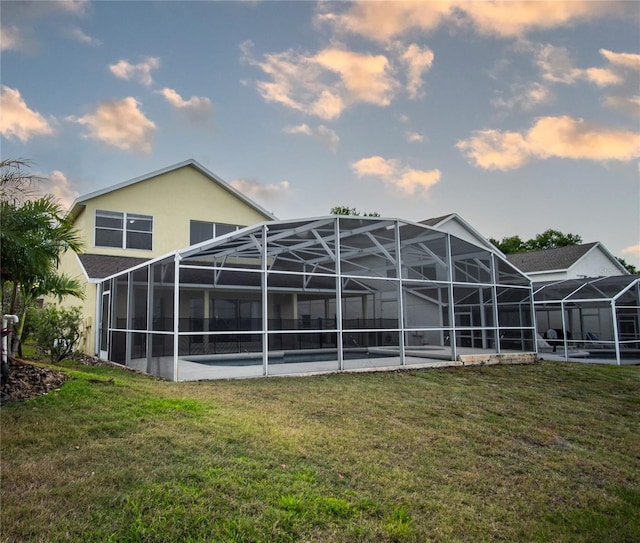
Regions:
[[190, 220, 242, 245], [95, 210, 154, 251]]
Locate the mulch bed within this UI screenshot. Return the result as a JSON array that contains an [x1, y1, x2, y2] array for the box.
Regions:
[[1, 357, 69, 405], [1, 354, 150, 405]]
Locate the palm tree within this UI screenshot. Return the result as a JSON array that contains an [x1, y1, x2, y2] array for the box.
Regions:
[[1, 160, 85, 357]]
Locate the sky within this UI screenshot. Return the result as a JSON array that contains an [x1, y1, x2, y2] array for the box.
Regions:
[[1, 0, 639, 268]]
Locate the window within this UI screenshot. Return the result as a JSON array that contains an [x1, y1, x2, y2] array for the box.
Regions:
[[95, 210, 153, 250], [190, 221, 242, 245]]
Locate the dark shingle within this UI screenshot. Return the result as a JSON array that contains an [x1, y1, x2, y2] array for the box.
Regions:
[[505, 243, 598, 273], [78, 254, 151, 280], [419, 214, 454, 227]]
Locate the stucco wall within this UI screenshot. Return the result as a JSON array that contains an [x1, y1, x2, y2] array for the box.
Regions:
[[53, 164, 272, 355], [77, 165, 271, 258]]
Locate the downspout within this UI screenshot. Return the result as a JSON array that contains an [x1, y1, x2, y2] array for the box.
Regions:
[[2, 315, 19, 382]]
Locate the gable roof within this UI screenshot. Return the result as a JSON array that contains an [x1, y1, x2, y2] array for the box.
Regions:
[[419, 213, 500, 253], [419, 214, 454, 227], [67, 159, 277, 221], [505, 242, 627, 275], [79, 254, 151, 281]]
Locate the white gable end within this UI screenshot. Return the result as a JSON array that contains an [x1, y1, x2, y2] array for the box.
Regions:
[[569, 246, 626, 279]]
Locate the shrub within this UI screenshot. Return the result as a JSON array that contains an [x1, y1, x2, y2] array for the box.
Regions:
[[33, 306, 84, 363]]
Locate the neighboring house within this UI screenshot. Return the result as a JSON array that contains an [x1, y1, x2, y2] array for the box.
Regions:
[[420, 213, 501, 253], [56, 159, 276, 355], [505, 242, 629, 282]]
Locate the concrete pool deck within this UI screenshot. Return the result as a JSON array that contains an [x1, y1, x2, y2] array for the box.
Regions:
[[174, 348, 538, 381]]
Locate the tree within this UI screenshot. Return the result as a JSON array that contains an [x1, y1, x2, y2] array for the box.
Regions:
[[490, 229, 582, 254], [330, 205, 380, 217], [1, 160, 85, 357], [527, 229, 582, 251], [488, 235, 528, 254], [491, 228, 637, 275], [616, 257, 637, 274]]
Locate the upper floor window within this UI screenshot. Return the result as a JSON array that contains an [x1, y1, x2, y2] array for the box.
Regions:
[[190, 221, 242, 245], [95, 210, 153, 250]]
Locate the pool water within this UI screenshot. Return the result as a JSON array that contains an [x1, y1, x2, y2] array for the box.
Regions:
[[184, 350, 398, 367]]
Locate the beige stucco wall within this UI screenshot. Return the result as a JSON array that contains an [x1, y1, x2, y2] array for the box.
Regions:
[[52, 164, 272, 355], [77, 164, 271, 258], [55, 251, 97, 355]]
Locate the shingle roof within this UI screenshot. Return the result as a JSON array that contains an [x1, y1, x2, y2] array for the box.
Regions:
[[505, 243, 598, 273], [79, 254, 151, 280], [419, 214, 454, 227]]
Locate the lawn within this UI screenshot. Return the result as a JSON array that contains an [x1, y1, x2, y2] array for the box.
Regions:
[[1, 360, 638, 542]]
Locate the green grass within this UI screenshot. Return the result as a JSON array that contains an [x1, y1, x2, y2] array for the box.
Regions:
[[1, 360, 639, 542]]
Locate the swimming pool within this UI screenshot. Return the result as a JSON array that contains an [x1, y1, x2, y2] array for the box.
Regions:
[[182, 349, 398, 367]]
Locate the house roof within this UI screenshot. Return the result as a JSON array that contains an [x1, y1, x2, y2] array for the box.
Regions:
[[419, 213, 500, 253], [66, 159, 277, 221], [505, 242, 605, 274], [419, 214, 454, 227], [79, 254, 151, 280]]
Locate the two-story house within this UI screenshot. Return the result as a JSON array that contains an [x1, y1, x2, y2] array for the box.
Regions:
[[58, 159, 276, 355]]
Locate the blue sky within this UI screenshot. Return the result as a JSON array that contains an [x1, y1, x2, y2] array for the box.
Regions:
[[2, 1, 639, 267]]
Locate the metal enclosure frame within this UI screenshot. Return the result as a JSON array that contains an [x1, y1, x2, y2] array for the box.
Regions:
[[97, 217, 536, 380]]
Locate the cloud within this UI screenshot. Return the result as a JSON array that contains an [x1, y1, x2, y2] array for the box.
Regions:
[[0, 85, 54, 142], [242, 40, 398, 119], [457, 130, 530, 170], [1, 25, 22, 51], [157, 88, 212, 121], [314, 47, 397, 105], [600, 49, 640, 71], [283, 124, 313, 136], [109, 57, 160, 86], [534, 44, 623, 87], [283, 123, 339, 151], [351, 156, 440, 195], [35, 170, 79, 210], [406, 131, 424, 143], [69, 97, 155, 153], [492, 82, 552, 111], [1, 1, 90, 51], [230, 178, 290, 201], [400, 43, 434, 99], [316, 1, 632, 41], [454, 1, 629, 38], [603, 95, 640, 116], [622, 243, 640, 256], [315, 2, 452, 42], [457, 115, 640, 170], [67, 26, 100, 46]]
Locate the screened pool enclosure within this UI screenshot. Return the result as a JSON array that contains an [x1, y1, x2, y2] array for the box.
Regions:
[[97, 217, 535, 380], [533, 275, 640, 365]]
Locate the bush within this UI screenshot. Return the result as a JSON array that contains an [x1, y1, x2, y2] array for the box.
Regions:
[[33, 306, 84, 363]]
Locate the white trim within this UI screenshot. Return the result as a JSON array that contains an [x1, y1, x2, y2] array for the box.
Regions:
[[428, 213, 501, 254], [94, 209, 154, 252], [68, 159, 277, 222]]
